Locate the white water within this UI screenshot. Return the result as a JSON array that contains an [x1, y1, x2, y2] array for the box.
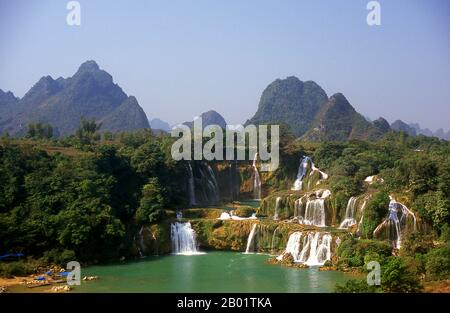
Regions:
[[356, 200, 367, 235], [373, 199, 417, 249], [187, 163, 197, 206], [292, 156, 309, 190], [310, 164, 329, 180], [245, 224, 258, 253], [252, 153, 262, 200], [171, 222, 204, 255], [218, 212, 257, 221], [292, 156, 328, 190], [273, 196, 282, 220], [294, 197, 304, 221], [270, 226, 280, 254], [339, 196, 358, 229], [301, 199, 326, 226], [277, 232, 332, 266]]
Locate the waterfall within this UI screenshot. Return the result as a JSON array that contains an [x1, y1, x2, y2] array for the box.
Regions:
[[301, 199, 326, 226], [218, 211, 257, 220], [373, 199, 417, 249], [171, 222, 203, 255], [252, 153, 262, 200], [229, 160, 239, 201], [276, 231, 302, 261], [270, 226, 280, 254], [277, 232, 332, 266], [292, 156, 310, 190], [292, 156, 328, 191], [356, 200, 367, 235], [187, 163, 197, 206], [339, 196, 358, 229], [206, 164, 220, 203], [245, 224, 258, 253], [138, 226, 145, 257], [294, 197, 305, 222], [273, 196, 282, 220]]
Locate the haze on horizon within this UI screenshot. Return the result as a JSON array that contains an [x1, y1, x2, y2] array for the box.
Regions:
[[0, 0, 449, 131]]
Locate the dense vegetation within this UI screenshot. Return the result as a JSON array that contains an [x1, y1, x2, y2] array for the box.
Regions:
[[0, 123, 184, 266], [0, 121, 449, 292]]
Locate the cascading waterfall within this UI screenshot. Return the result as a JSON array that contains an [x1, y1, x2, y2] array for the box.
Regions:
[[294, 197, 305, 222], [339, 196, 358, 229], [273, 197, 282, 220], [171, 222, 203, 255], [292, 156, 310, 190], [206, 164, 220, 203], [252, 153, 262, 200], [292, 156, 328, 191], [245, 224, 258, 253], [356, 200, 367, 235], [271, 226, 280, 254], [187, 163, 197, 206], [277, 232, 332, 266], [301, 199, 326, 226], [373, 199, 417, 249]]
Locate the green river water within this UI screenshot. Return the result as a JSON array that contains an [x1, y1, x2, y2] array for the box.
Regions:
[[76, 252, 351, 292], [9, 252, 354, 293]]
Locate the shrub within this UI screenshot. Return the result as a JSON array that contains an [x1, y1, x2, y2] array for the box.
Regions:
[[424, 244, 450, 281], [335, 279, 379, 293], [0, 261, 35, 278], [360, 191, 390, 238], [381, 257, 422, 293]]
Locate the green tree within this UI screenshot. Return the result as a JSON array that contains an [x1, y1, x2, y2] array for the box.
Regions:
[[360, 191, 390, 238], [75, 118, 102, 145], [27, 122, 53, 139], [135, 177, 165, 224], [381, 257, 422, 293]]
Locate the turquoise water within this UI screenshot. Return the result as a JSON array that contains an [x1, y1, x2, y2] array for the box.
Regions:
[[71, 252, 350, 293]]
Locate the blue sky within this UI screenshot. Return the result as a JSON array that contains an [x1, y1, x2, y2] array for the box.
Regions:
[[0, 0, 449, 130]]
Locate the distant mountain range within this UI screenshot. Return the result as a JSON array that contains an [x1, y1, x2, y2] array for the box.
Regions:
[[1, 64, 447, 141], [149, 118, 171, 132], [245, 76, 448, 141], [246, 76, 391, 141], [0, 61, 149, 136], [183, 110, 227, 130], [390, 120, 450, 140]]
